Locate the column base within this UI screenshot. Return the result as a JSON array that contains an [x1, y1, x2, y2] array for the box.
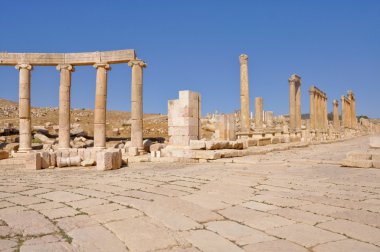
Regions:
[[18, 148, 32, 153]]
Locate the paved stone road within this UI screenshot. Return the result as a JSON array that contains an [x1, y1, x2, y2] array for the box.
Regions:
[[0, 136, 379, 251]]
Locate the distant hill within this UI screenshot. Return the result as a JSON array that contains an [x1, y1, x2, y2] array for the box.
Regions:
[[0, 98, 18, 107]]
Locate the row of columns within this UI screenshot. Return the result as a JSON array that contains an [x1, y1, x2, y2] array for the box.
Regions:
[[16, 60, 146, 153], [288, 74, 302, 131], [309, 86, 328, 131]]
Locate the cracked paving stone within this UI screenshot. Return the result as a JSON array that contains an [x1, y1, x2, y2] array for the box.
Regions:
[[312, 239, 380, 252], [39, 191, 88, 203], [243, 239, 308, 252], [266, 223, 346, 248]]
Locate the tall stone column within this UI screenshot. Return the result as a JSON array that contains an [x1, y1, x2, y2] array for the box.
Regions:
[[16, 63, 33, 152], [93, 63, 110, 149], [57, 64, 74, 149], [333, 99, 339, 129], [254, 97, 263, 129], [309, 87, 315, 130], [239, 54, 250, 133], [128, 60, 147, 152], [341, 96, 346, 128], [295, 81, 302, 130], [289, 74, 301, 131], [323, 97, 328, 129]]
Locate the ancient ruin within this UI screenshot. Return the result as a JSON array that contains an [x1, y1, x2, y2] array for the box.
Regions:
[[288, 74, 302, 132], [309, 86, 328, 131]]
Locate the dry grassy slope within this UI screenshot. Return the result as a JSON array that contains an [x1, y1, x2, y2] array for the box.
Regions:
[[0, 98, 168, 139]]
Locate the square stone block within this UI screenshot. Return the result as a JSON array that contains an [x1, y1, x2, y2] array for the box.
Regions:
[[25, 152, 41, 170], [96, 151, 113, 171]]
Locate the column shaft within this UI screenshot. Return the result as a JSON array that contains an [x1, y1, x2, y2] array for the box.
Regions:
[[16, 64, 33, 152], [289, 82, 296, 130], [254, 97, 263, 129], [129, 60, 146, 151], [309, 90, 315, 130], [57, 65, 74, 149], [94, 63, 110, 149], [239, 54, 250, 132], [295, 83, 302, 130]]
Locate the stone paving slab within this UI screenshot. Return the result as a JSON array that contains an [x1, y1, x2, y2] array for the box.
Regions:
[[0, 136, 379, 251]]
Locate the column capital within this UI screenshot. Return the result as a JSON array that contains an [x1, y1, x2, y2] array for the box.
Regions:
[[128, 60, 147, 68], [333, 99, 339, 105], [15, 63, 33, 71], [93, 63, 111, 70], [288, 74, 301, 84], [56, 64, 75, 72], [239, 54, 248, 65]]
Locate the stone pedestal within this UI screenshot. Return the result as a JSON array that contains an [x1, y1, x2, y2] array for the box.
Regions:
[[16, 64, 33, 152], [93, 63, 110, 149], [168, 90, 201, 146], [57, 64, 74, 149]]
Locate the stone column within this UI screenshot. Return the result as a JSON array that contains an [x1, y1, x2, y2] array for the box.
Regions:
[[57, 64, 74, 149], [128, 60, 147, 153], [289, 74, 301, 131], [254, 97, 263, 130], [309, 87, 315, 130], [341, 96, 346, 128], [93, 63, 111, 149], [333, 99, 339, 129], [239, 54, 250, 133], [16, 63, 33, 152], [323, 97, 328, 130], [295, 81, 302, 130]]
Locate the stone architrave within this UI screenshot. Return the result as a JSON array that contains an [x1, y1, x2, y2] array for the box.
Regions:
[[128, 60, 147, 154], [168, 90, 201, 146], [16, 63, 33, 152], [255, 97, 263, 129], [288, 74, 301, 131], [333, 99, 339, 128], [93, 63, 111, 149], [239, 54, 250, 133], [57, 64, 75, 149]]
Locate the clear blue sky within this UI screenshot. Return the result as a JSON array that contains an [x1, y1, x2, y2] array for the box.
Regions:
[[0, 0, 379, 118]]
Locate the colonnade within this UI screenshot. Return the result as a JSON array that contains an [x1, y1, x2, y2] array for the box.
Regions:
[[0, 50, 146, 153], [288, 74, 302, 131], [309, 86, 328, 131]]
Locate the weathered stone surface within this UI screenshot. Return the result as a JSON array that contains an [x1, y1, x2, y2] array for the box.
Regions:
[[244, 239, 308, 252], [346, 151, 371, 160], [189, 140, 206, 150], [69, 226, 127, 252], [25, 152, 41, 170], [106, 216, 179, 251], [206, 220, 276, 246], [313, 239, 380, 252], [369, 136, 380, 149], [0, 210, 58, 236], [341, 159, 373, 168], [266, 223, 345, 247], [317, 219, 380, 246], [186, 229, 243, 252]]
